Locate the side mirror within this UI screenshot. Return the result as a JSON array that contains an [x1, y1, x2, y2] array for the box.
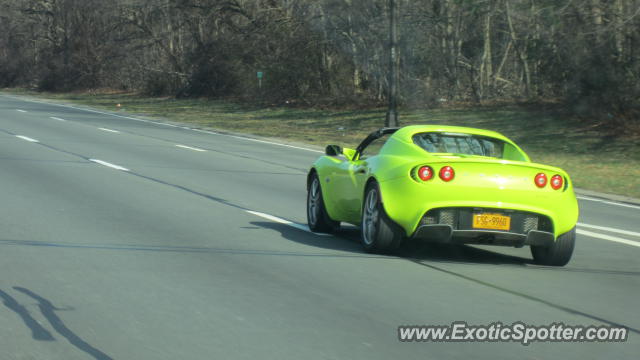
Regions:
[[342, 147, 357, 161], [325, 145, 342, 156]]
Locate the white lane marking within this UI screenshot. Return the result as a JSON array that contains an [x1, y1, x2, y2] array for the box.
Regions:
[[577, 229, 640, 248], [577, 196, 640, 210], [98, 127, 120, 133], [229, 135, 323, 153], [246, 210, 331, 236], [175, 144, 206, 152], [15, 135, 39, 143], [577, 222, 640, 238], [3, 95, 323, 154], [192, 129, 219, 135], [89, 159, 129, 171], [5, 95, 175, 127], [16, 109, 27, 113], [50, 116, 66, 121]]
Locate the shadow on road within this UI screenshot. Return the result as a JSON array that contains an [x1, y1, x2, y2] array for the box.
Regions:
[[252, 221, 640, 277], [13, 287, 113, 360], [0, 289, 54, 341], [0, 287, 113, 360], [252, 220, 531, 265]]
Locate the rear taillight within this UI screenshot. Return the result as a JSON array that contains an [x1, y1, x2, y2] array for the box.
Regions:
[[534, 173, 547, 188], [439, 166, 455, 182], [418, 166, 434, 181], [550, 175, 563, 190]]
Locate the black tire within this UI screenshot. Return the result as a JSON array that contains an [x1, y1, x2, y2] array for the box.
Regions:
[[360, 182, 404, 253], [307, 173, 340, 233], [531, 227, 576, 266]]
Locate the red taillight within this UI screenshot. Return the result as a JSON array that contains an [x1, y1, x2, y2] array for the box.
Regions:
[[550, 175, 563, 190], [535, 173, 547, 188], [439, 166, 455, 182], [418, 166, 434, 181]]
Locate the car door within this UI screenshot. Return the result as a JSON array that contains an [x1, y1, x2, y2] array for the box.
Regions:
[[318, 151, 351, 221], [333, 134, 392, 224]]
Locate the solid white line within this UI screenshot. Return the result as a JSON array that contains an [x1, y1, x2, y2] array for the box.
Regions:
[[15, 135, 39, 143], [175, 144, 206, 152], [6, 96, 165, 126], [577, 196, 640, 210], [3, 95, 323, 154], [192, 129, 219, 135], [50, 116, 66, 121], [577, 229, 640, 248], [89, 159, 129, 171], [98, 127, 120, 133], [229, 135, 323, 153], [16, 109, 27, 113], [577, 222, 640, 238], [245, 210, 330, 236]]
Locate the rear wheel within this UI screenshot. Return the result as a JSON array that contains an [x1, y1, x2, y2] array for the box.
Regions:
[[307, 173, 339, 233], [361, 182, 404, 253], [531, 227, 575, 266]]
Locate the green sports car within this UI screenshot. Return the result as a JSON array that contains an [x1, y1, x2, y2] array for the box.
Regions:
[[306, 125, 579, 266]]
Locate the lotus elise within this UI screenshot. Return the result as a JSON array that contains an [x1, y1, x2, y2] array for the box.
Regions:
[[306, 125, 578, 266]]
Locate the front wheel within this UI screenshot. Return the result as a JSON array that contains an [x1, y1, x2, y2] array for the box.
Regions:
[[531, 227, 575, 266], [307, 173, 339, 233], [361, 182, 404, 253]]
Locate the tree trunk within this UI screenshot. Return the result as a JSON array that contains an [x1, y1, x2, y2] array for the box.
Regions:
[[505, 1, 531, 98], [480, 6, 493, 99]]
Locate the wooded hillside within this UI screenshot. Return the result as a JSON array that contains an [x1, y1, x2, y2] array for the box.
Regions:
[[1, 0, 638, 121]]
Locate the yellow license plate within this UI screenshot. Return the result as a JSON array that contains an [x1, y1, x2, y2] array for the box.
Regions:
[[472, 213, 511, 231]]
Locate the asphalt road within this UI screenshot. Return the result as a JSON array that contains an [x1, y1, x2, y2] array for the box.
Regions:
[[1, 94, 638, 360]]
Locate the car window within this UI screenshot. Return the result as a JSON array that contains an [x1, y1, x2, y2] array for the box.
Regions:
[[359, 133, 392, 159], [413, 132, 505, 158]]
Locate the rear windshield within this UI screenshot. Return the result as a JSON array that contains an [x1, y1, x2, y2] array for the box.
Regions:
[[413, 132, 505, 158]]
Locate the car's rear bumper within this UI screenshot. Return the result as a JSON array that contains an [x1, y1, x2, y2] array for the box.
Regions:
[[411, 224, 555, 247], [378, 175, 579, 239]]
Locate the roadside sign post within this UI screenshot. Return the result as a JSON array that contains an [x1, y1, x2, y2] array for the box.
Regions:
[[257, 71, 263, 89]]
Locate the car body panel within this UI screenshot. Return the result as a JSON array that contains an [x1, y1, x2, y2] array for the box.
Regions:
[[310, 125, 578, 242]]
